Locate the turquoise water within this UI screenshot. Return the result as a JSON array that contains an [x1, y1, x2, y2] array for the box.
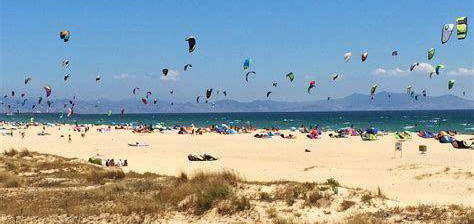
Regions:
[[1, 110, 473, 133]]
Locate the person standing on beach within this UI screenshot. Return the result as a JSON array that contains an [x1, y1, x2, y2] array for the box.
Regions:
[[68, 134, 72, 143]]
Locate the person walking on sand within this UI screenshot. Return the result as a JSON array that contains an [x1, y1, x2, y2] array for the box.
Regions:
[[68, 134, 72, 143], [21, 132, 25, 139]]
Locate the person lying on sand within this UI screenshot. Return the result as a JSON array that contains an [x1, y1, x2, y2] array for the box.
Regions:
[[188, 154, 218, 161], [254, 133, 271, 139], [280, 134, 296, 139], [451, 139, 472, 149], [128, 142, 148, 147]]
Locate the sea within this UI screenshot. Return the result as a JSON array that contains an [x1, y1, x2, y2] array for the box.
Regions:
[[1, 110, 473, 133]]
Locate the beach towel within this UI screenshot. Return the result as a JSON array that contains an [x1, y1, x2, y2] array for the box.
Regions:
[[361, 133, 377, 141], [395, 131, 412, 140]]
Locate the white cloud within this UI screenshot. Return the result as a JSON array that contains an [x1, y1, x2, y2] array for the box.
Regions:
[[373, 67, 409, 76], [447, 67, 474, 76], [373, 63, 434, 76], [373, 68, 387, 75], [414, 63, 435, 74], [113, 73, 136, 80], [160, 70, 180, 81]]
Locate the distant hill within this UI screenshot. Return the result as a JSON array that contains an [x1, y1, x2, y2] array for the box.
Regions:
[[1, 92, 473, 114]]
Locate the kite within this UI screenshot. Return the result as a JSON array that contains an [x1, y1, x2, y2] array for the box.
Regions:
[[67, 108, 73, 117], [286, 72, 295, 82], [245, 71, 256, 82], [406, 85, 412, 95], [422, 90, 427, 97], [153, 98, 157, 105], [428, 48, 435, 60], [132, 87, 139, 95], [170, 90, 174, 94], [185, 36, 196, 53], [21, 99, 27, 106], [121, 109, 125, 115], [43, 85, 52, 97], [162, 69, 169, 76], [184, 64, 192, 71], [344, 52, 351, 62], [47, 100, 52, 108], [327, 97, 331, 101], [59, 30, 71, 42], [223, 91, 227, 97], [11, 91, 14, 97], [146, 91, 152, 98], [24, 77, 32, 84], [206, 88, 213, 99], [307, 80, 316, 94], [196, 96, 204, 103], [410, 63, 420, 71], [266, 91, 272, 98], [141, 98, 148, 105], [38, 97, 43, 105], [448, 80, 455, 90], [391, 51, 398, 56], [243, 58, 250, 70], [61, 59, 70, 68], [441, 24, 454, 44], [331, 74, 339, 81], [435, 64, 445, 75], [456, 17, 468, 40], [415, 95, 419, 101], [95, 75, 101, 82], [21, 93, 25, 98], [107, 110, 112, 116], [462, 91, 466, 96], [272, 82, 278, 87], [361, 52, 368, 62], [370, 84, 378, 97], [429, 72, 436, 78], [64, 74, 71, 81]]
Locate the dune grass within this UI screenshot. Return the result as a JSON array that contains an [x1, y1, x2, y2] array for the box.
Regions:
[[0, 148, 472, 223]]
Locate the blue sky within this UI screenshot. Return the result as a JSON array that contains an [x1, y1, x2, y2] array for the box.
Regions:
[[1, 0, 473, 102]]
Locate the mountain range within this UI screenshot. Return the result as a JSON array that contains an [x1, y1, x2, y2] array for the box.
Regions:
[[1, 92, 473, 114]]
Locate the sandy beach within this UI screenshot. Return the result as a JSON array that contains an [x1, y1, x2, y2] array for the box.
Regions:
[[3, 125, 473, 206]]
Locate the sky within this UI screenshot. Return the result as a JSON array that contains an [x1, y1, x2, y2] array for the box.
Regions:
[[1, 0, 473, 103]]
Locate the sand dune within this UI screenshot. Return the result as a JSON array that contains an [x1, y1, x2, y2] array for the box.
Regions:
[[3, 125, 473, 206]]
